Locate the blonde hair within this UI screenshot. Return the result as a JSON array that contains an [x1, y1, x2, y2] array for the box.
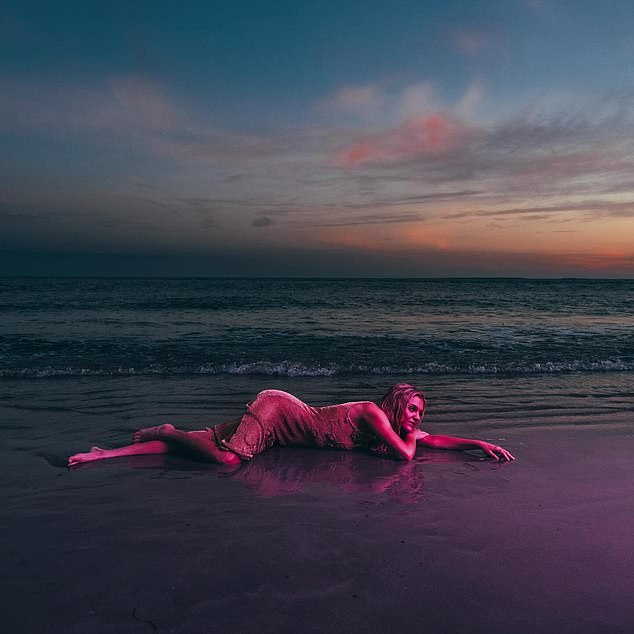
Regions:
[[378, 383, 426, 436]]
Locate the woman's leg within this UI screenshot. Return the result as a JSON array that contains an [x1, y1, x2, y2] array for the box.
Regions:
[[68, 424, 241, 466], [133, 424, 241, 465], [68, 440, 170, 466]]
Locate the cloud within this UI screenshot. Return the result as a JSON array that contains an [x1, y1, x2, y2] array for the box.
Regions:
[[334, 113, 475, 166], [176, 197, 219, 213], [456, 80, 484, 118], [444, 199, 634, 221], [338, 190, 482, 209], [108, 76, 184, 131], [0, 74, 292, 166], [0, 74, 179, 134], [321, 84, 384, 117], [321, 80, 441, 128], [329, 90, 634, 215], [395, 82, 436, 120], [323, 78, 484, 125], [291, 212, 424, 228], [252, 215, 274, 227], [322, 79, 489, 170]]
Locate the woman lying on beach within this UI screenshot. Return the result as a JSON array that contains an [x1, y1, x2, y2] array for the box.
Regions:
[[68, 384, 514, 466]]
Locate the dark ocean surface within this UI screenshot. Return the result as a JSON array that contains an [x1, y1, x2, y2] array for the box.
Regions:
[[2, 276, 632, 435], [2, 277, 633, 378]]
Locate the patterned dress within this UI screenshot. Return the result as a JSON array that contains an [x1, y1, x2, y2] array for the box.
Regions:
[[213, 389, 378, 460]]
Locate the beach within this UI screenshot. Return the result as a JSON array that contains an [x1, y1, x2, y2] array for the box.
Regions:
[[1, 372, 633, 633], [1, 278, 633, 632]]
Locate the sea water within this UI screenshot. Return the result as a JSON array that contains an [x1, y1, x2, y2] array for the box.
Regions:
[[1, 277, 633, 434], [2, 277, 633, 377]]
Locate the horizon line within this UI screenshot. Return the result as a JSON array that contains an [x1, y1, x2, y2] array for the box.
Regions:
[[2, 275, 633, 281]]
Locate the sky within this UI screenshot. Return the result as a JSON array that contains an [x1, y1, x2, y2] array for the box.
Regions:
[[1, 0, 634, 277]]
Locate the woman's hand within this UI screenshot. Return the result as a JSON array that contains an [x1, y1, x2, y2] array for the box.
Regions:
[[478, 441, 515, 461], [412, 429, 429, 442]]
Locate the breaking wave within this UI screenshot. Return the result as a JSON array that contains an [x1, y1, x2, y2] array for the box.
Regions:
[[2, 359, 633, 378]]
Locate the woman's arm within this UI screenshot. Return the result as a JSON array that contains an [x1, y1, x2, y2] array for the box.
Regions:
[[350, 402, 417, 461], [416, 432, 515, 461]]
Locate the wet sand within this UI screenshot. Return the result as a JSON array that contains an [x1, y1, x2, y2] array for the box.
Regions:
[[1, 377, 633, 633]]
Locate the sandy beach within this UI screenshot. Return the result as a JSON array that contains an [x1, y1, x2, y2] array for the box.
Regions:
[[1, 374, 633, 633]]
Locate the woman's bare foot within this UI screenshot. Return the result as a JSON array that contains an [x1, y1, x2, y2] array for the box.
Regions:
[[132, 423, 175, 443], [68, 446, 106, 466]]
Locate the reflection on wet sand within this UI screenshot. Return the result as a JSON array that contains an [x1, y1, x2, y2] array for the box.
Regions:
[[222, 450, 426, 501], [70, 446, 490, 500], [65, 443, 498, 502]]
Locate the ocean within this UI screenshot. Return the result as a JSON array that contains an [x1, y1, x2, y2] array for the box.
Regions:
[[3, 277, 634, 377], [2, 277, 633, 428], [1, 277, 633, 633]]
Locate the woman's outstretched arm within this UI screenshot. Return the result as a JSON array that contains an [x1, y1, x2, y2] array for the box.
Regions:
[[415, 431, 514, 461]]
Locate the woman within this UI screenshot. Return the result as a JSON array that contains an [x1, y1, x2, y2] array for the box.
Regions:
[[68, 384, 514, 466]]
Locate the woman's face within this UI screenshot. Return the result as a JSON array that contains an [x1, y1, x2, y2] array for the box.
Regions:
[[400, 395, 425, 434]]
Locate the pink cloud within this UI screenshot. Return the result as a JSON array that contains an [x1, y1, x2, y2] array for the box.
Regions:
[[334, 113, 472, 166]]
